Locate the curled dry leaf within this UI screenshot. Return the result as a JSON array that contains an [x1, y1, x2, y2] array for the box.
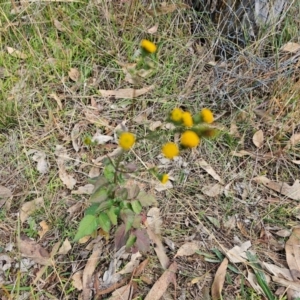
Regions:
[[226, 240, 251, 263], [117, 251, 142, 275], [285, 227, 300, 281], [202, 183, 224, 197], [38, 220, 50, 239], [254, 176, 300, 201], [72, 184, 94, 195], [31, 150, 49, 174], [72, 271, 83, 290], [285, 133, 300, 150], [252, 129, 264, 148], [71, 123, 81, 152], [54, 19, 66, 32], [281, 42, 300, 53], [144, 262, 177, 300], [49, 93, 63, 110], [91, 131, 113, 144], [147, 3, 188, 16], [68, 68, 80, 82], [197, 159, 224, 184], [7, 46, 28, 59], [211, 258, 228, 300], [147, 23, 159, 34], [175, 241, 200, 258], [19, 236, 51, 265], [99, 85, 154, 99], [58, 238, 72, 255], [20, 197, 44, 223]]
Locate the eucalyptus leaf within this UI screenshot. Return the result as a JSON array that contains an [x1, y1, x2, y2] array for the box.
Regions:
[[74, 215, 98, 242]]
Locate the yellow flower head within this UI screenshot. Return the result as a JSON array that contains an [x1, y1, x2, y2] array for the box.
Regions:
[[140, 39, 157, 54], [182, 111, 193, 127], [181, 130, 200, 148], [119, 132, 135, 150], [200, 108, 214, 124], [161, 174, 169, 184], [170, 108, 183, 122], [162, 142, 179, 159]]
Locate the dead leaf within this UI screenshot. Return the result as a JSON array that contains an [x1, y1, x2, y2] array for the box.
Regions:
[[109, 284, 133, 300], [38, 221, 50, 239], [211, 258, 228, 300], [68, 68, 80, 82], [71, 123, 81, 152], [49, 93, 63, 110], [72, 271, 83, 290], [231, 150, 254, 157], [155, 180, 173, 192], [274, 229, 291, 238], [174, 241, 200, 258], [202, 183, 224, 197], [0, 186, 12, 198], [91, 131, 113, 144], [147, 3, 188, 16], [54, 19, 66, 32], [262, 262, 293, 281], [146, 210, 169, 269], [247, 271, 264, 294], [58, 238, 72, 255], [147, 23, 159, 34], [19, 236, 51, 265], [31, 150, 49, 174], [82, 245, 102, 300], [281, 42, 300, 53], [72, 184, 94, 195], [99, 85, 154, 99], [288, 133, 300, 148], [197, 159, 224, 184], [253, 176, 300, 201], [253, 130, 264, 148], [144, 262, 177, 300], [272, 276, 300, 292], [286, 227, 300, 281], [118, 251, 142, 275], [226, 240, 251, 263], [146, 207, 162, 235], [133, 258, 149, 276], [230, 122, 240, 137], [20, 197, 44, 223], [7, 46, 28, 59], [149, 120, 162, 131]]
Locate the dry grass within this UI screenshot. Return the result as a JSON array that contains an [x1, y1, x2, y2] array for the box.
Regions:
[[1, 0, 300, 299]]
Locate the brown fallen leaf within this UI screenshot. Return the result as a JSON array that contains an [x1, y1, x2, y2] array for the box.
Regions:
[[71, 184, 94, 195], [285, 227, 300, 281], [147, 23, 159, 34], [72, 271, 83, 290], [226, 240, 251, 263], [19, 236, 51, 265], [253, 129, 264, 148], [54, 19, 66, 32], [147, 3, 188, 16], [99, 85, 154, 99], [7, 46, 28, 59], [82, 245, 102, 300], [272, 276, 300, 292], [20, 197, 44, 223], [262, 262, 293, 281], [285, 133, 300, 150], [49, 93, 63, 110], [174, 241, 200, 258], [58, 238, 72, 255], [133, 258, 149, 276], [281, 42, 300, 53], [202, 183, 224, 197], [144, 262, 177, 300], [30, 150, 49, 174], [109, 284, 133, 300], [247, 271, 264, 295], [117, 252, 142, 275], [68, 67, 80, 82], [211, 258, 228, 300], [197, 159, 224, 184], [0, 186, 12, 198], [253, 176, 300, 201], [38, 220, 50, 239]]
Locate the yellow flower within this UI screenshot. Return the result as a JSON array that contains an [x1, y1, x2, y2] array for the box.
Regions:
[[181, 130, 200, 148], [200, 108, 214, 124], [140, 39, 157, 54], [170, 108, 183, 122], [161, 174, 169, 184], [182, 112, 193, 127], [119, 132, 135, 150], [162, 142, 179, 159]]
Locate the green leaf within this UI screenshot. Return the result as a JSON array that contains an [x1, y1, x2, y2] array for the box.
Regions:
[[90, 187, 108, 203], [137, 191, 158, 207], [115, 187, 128, 200], [98, 212, 111, 233], [104, 164, 115, 181], [125, 233, 136, 249], [131, 200, 142, 214], [74, 215, 98, 242], [88, 176, 108, 189], [127, 184, 140, 199], [206, 216, 220, 229], [107, 206, 118, 225], [85, 203, 99, 216], [121, 209, 134, 233]]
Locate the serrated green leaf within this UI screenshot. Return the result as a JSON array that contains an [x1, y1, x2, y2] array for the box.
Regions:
[[137, 191, 158, 207], [74, 215, 98, 242], [98, 212, 111, 233], [121, 209, 134, 233], [104, 164, 115, 181], [85, 203, 99, 216], [126, 233, 136, 249], [131, 200, 142, 214], [90, 187, 108, 203], [107, 206, 118, 225], [115, 187, 128, 200]]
